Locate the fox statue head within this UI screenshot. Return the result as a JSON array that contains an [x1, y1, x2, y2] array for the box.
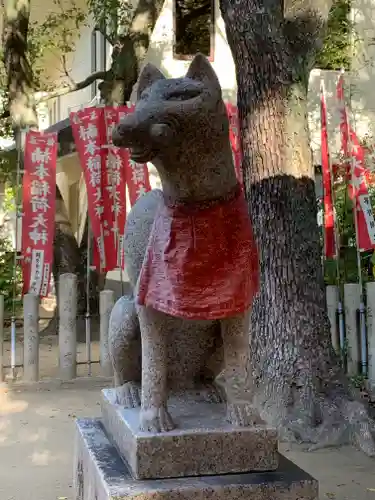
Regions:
[[113, 53, 237, 202]]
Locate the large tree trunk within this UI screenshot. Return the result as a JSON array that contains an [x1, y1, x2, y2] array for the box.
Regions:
[[219, 0, 375, 455]]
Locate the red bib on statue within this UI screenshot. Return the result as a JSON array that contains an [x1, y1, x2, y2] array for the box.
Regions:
[[136, 186, 260, 320]]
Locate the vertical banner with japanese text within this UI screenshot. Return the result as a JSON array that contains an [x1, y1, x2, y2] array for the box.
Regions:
[[347, 130, 375, 250], [102, 107, 127, 270], [320, 82, 336, 258], [336, 75, 375, 251], [70, 107, 107, 269], [22, 130, 57, 297], [226, 103, 244, 187]]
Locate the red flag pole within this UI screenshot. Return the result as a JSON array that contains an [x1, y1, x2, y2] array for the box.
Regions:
[[320, 79, 344, 354], [320, 79, 339, 261]]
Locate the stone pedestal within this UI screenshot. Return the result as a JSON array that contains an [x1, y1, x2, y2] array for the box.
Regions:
[[75, 390, 318, 500], [75, 419, 319, 500], [101, 388, 278, 479]]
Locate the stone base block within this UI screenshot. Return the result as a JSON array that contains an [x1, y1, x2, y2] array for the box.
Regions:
[[74, 418, 319, 500], [101, 388, 278, 479]]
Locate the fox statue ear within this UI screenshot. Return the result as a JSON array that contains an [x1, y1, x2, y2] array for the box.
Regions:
[[136, 63, 166, 98], [185, 53, 220, 89]]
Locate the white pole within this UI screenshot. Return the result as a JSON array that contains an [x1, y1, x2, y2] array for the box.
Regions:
[[23, 293, 39, 382], [85, 220, 92, 376], [58, 273, 77, 380]]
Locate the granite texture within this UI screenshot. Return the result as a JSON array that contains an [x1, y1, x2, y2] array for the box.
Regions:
[[99, 290, 115, 377], [58, 273, 77, 380], [109, 54, 261, 433], [23, 293, 39, 382], [74, 418, 319, 500], [101, 388, 278, 479]]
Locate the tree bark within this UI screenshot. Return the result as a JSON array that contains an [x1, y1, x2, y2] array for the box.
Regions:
[[219, 0, 375, 455]]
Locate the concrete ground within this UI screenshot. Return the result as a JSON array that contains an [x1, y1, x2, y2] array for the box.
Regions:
[[1, 316, 375, 500], [0, 377, 375, 500]]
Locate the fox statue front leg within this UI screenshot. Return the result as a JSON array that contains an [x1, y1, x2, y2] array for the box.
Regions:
[[137, 306, 175, 432], [220, 312, 264, 426]]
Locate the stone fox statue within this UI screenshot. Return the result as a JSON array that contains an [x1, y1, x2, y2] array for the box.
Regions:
[[110, 53, 260, 433]]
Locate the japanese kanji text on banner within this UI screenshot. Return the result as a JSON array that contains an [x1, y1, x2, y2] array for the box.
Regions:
[[22, 130, 57, 297], [71, 107, 130, 272], [337, 74, 375, 251], [71, 107, 108, 269]]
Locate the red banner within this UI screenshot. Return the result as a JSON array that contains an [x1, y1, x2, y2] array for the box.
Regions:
[[22, 130, 57, 297], [71, 107, 107, 270], [337, 74, 375, 251], [118, 105, 152, 207], [102, 107, 127, 270], [320, 82, 336, 258], [226, 103, 244, 187], [347, 131, 375, 250]]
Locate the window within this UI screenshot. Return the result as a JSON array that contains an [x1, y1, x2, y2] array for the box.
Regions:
[[173, 0, 214, 60]]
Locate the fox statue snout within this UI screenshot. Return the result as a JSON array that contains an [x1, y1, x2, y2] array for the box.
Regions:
[[112, 113, 175, 158]]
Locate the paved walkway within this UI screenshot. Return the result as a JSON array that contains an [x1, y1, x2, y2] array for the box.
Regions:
[[0, 379, 374, 500]]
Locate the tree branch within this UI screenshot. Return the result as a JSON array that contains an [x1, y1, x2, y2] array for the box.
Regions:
[[35, 70, 110, 103], [61, 54, 75, 87]]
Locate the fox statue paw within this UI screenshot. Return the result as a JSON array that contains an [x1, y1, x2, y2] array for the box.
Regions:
[[226, 402, 264, 427], [114, 382, 141, 408], [140, 406, 175, 433]]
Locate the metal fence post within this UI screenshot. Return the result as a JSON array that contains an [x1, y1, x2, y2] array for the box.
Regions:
[[100, 290, 114, 377], [23, 293, 39, 382], [58, 273, 77, 380], [326, 285, 340, 353], [344, 283, 361, 375]]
